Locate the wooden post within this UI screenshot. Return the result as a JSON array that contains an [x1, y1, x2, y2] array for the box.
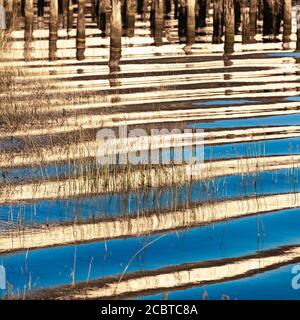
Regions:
[[241, 0, 250, 44], [98, 0, 110, 36], [76, 0, 85, 60], [249, 0, 257, 42], [197, 0, 206, 28], [213, 0, 223, 44], [67, 0, 73, 34], [154, 0, 164, 46], [263, 0, 280, 39], [297, 0, 300, 51], [126, 0, 136, 37], [282, 0, 291, 49], [62, 0, 68, 28], [178, 0, 186, 42], [5, 0, 14, 30], [109, 0, 122, 71], [142, 0, 148, 20], [186, 0, 195, 48], [165, 0, 171, 18], [49, 0, 58, 61], [224, 0, 234, 54], [258, 0, 263, 20], [37, 0, 44, 17], [174, 0, 179, 19], [91, 0, 96, 21], [24, 0, 33, 60], [234, 0, 240, 33]]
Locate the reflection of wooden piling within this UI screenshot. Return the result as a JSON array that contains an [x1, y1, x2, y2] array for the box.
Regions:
[[126, 0, 136, 37], [249, 0, 257, 42], [49, 0, 58, 61], [263, 0, 280, 39], [6, 0, 14, 30], [258, 0, 263, 20], [109, 0, 122, 71], [91, 0, 96, 21], [297, 0, 300, 51], [154, 0, 164, 46], [98, 0, 110, 36], [67, 0, 74, 33], [186, 0, 195, 47], [197, 0, 207, 28], [76, 0, 85, 60], [24, 0, 33, 60], [224, 0, 234, 54], [178, 0, 186, 42], [62, 0, 68, 28], [282, 0, 291, 49], [241, 0, 250, 44], [213, 0, 223, 44], [234, 0, 240, 33]]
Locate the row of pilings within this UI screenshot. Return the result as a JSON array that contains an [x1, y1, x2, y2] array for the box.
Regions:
[[2, 0, 300, 62]]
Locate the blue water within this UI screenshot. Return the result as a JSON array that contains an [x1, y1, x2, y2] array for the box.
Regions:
[[141, 262, 300, 300], [189, 113, 300, 130], [286, 96, 300, 102], [192, 99, 257, 106], [1, 166, 300, 225], [270, 52, 300, 58], [2, 205, 300, 294]]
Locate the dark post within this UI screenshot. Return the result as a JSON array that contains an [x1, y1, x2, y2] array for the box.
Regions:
[[126, 0, 136, 37], [224, 0, 234, 54], [24, 0, 33, 60], [186, 0, 195, 48], [76, 0, 85, 60], [282, 0, 291, 49], [154, 0, 164, 46], [6, 0, 14, 30], [241, 0, 250, 44], [249, 0, 257, 43], [67, 0, 73, 34], [49, 0, 58, 61], [109, 0, 122, 71]]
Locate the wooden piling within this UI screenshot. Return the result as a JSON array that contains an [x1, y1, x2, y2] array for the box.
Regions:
[[197, 0, 207, 28], [154, 0, 164, 46], [178, 0, 186, 42], [5, 0, 14, 30], [97, 0, 110, 36], [213, 0, 223, 44], [62, 0, 68, 28], [263, 0, 280, 39], [109, 0, 122, 70], [186, 0, 195, 48], [241, 0, 250, 44], [126, 0, 136, 37], [224, 0, 235, 54], [76, 0, 85, 60], [67, 0, 73, 33], [234, 0, 241, 33], [282, 0, 291, 49], [24, 0, 33, 60], [249, 0, 257, 42], [49, 0, 58, 61]]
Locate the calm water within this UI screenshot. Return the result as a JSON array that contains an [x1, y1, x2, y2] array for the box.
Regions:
[[1, 0, 300, 300]]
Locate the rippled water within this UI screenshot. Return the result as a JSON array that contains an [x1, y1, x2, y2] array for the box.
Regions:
[[1, 0, 300, 300]]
